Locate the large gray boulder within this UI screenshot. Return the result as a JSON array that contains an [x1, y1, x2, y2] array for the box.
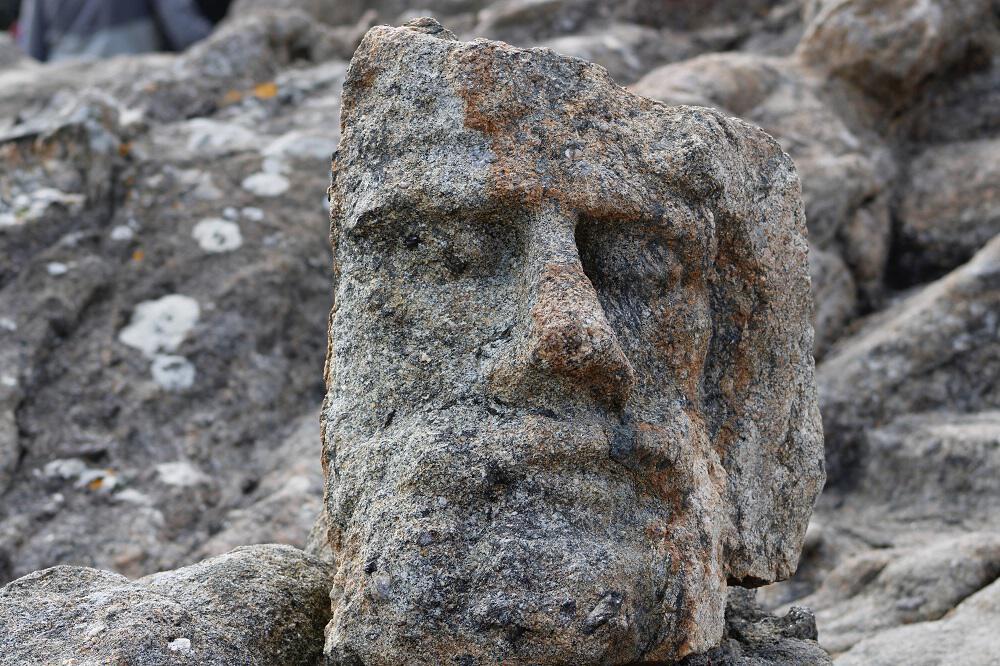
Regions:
[[792, 532, 1000, 654], [836, 574, 1000, 665], [819, 234, 1000, 484], [796, 0, 996, 106], [0, 544, 332, 665], [322, 19, 823, 664], [894, 138, 1000, 283]]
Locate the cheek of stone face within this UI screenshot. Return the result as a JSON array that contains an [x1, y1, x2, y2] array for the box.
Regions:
[[329, 212, 523, 432]]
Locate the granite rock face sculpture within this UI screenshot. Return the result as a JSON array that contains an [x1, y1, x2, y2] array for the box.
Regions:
[[322, 20, 824, 664]]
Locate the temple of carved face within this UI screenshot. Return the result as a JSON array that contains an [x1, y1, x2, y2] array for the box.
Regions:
[[320, 20, 823, 664]]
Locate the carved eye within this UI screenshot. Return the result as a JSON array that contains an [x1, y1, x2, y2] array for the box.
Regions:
[[362, 215, 521, 285], [577, 222, 680, 296]]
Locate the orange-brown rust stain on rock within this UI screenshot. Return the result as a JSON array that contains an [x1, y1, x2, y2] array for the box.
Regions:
[[708, 232, 767, 459], [450, 43, 652, 223], [340, 35, 385, 131], [452, 45, 548, 210]]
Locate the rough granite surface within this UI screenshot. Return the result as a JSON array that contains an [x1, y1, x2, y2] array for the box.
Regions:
[[321, 19, 824, 664], [0, 544, 333, 665]]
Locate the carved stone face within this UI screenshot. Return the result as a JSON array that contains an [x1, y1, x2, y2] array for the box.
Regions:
[[323, 21, 824, 664]]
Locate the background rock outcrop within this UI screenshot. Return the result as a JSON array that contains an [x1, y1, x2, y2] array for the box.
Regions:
[[0, 0, 998, 663]]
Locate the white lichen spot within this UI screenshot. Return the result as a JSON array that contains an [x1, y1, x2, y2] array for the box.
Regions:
[[43, 458, 88, 480], [46, 262, 69, 276], [1, 374, 17, 388], [118, 295, 200, 358], [242, 172, 289, 197], [167, 638, 193, 654], [114, 488, 153, 505], [110, 225, 135, 241], [192, 218, 243, 253], [0, 317, 16, 331], [185, 118, 256, 154], [151, 354, 196, 391], [264, 130, 336, 161], [223, 207, 239, 220], [155, 461, 211, 487], [0, 213, 17, 227], [241, 207, 264, 221]]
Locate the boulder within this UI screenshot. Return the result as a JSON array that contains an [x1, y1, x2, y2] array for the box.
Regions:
[[0, 544, 332, 665], [322, 19, 823, 664], [796, 0, 995, 105], [819, 234, 1000, 484], [836, 575, 1000, 665], [795, 532, 1000, 655], [893, 138, 1000, 284]]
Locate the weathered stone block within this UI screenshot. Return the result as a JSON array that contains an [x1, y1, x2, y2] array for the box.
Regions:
[[322, 20, 824, 664]]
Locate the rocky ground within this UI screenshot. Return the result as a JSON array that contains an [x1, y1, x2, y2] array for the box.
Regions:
[[0, 0, 998, 663]]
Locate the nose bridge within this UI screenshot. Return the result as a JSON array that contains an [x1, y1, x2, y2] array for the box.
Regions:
[[513, 206, 637, 407]]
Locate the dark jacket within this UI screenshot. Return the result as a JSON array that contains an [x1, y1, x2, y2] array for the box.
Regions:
[[17, 0, 213, 62]]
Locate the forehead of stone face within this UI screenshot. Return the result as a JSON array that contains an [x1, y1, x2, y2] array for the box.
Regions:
[[334, 22, 736, 227]]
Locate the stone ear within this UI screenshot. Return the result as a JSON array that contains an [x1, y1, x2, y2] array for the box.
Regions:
[[700, 118, 821, 585]]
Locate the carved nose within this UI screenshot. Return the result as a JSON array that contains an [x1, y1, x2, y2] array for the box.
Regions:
[[487, 209, 636, 409], [525, 260, 636, 404]]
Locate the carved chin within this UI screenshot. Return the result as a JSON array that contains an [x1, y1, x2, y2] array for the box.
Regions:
[[326, 520, 726, 664], [325, 415, 726, 664]]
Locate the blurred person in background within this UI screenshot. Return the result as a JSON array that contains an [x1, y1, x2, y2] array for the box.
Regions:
[[16, 0, 226, 62], [0, 0, 17, 33]]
